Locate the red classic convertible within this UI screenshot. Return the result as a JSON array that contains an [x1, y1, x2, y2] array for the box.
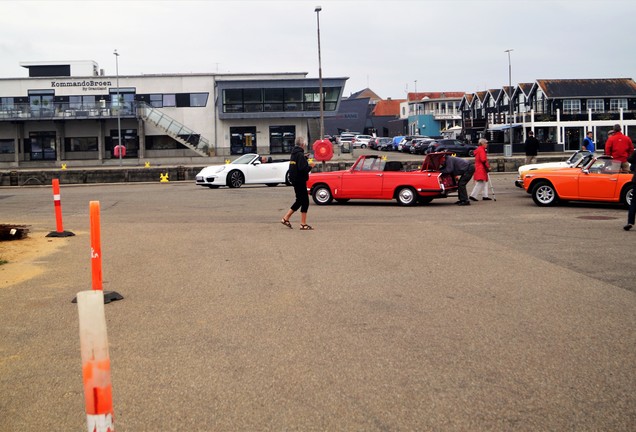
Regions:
[[307, 153, 458, 206]]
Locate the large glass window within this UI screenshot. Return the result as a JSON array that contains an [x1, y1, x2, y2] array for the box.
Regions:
[[27, 131, 56, 160], [1, 97, 15, 111], [229, 126, 257, 155], [0, 138, 15, 154], [610, 98, 628, 111], [222, 87, 341, 113], [269, 126, 295, 154], [163, 94, 176, 107], [563, 99, 581, 114], [190, 93, 208, 107], [65, 137, 98, 152], [150, 94, 163, 108], [264, 88, 284, 112], [587, 99, 604, 112], [243, 88, 263, 112]]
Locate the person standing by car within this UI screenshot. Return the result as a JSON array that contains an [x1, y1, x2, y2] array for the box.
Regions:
[[624, 149, 636, 231], [440, 155, 474, 206], [281, 137, 315, 230], [605, 124, 634, 173], [524, 131, 539, 165], [469, 138, 492, 201], [582, 131, 595, 153]]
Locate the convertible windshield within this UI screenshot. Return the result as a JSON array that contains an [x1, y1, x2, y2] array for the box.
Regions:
[[568, 150, 592, 166], [231, 154, 257, 164]]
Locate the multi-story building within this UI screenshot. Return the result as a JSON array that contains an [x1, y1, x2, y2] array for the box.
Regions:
[[404, 92, 464, 137], [460, 78, 636, 151], [0, 60, 347, 168]]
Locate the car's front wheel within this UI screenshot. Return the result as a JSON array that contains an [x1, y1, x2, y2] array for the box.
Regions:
[[531, 181, 559, 206], [621, 183, 634, 208], [312, 185, 333, 205], [396, 187, 418, 206], [468, 149, 476, 157], [227, 170, 244, 188]]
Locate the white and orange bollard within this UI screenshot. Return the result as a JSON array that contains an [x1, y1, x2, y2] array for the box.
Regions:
[[72, 201, 123, 304], [77, 290, 115, 432], [46, 178, 75, 237]]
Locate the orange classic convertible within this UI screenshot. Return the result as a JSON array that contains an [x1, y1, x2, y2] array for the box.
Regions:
[[523, 155, 634, 207]]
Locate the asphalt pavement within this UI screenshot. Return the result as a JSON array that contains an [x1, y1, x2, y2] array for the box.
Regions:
[[1, 176, 635, 431]]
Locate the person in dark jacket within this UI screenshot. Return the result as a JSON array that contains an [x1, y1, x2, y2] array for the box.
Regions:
[[281, 137, 315, 230], [440, 154, 474, 206], [524, 131, 539, 164], [624, 149, 636, 231]]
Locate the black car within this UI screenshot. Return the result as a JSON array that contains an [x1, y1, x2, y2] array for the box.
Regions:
[[425, 139, 477, 157], [410, 138, 436, 155]]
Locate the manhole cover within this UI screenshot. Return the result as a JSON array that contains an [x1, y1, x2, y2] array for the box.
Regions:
[[577, 216, 618, 220]]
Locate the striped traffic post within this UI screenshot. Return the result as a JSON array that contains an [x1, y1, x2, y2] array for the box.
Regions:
[[46, 178, 75, 238], [71, 201, 123, 304], [77, 290, 115, 432]]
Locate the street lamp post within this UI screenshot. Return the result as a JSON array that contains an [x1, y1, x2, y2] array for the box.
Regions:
[[114, 49, 122, 166], [504, 49, 513, 150], [315, 5, 324, 143]]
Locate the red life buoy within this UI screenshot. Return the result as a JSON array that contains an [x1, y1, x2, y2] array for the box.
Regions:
[[313, 139, 333, 162]]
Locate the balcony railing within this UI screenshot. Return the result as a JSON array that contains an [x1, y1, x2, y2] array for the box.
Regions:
[[0, 102, 136, 121]]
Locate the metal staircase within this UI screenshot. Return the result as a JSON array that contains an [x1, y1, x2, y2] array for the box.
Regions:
[[137, 101, 211, 156]]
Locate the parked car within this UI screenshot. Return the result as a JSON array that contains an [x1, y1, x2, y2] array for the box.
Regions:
[[425, 139, 477, 157], [398, 135, 429, 153], [410, 138, 437, 155], [351, 134, 373, 149], [195, 153, 291, 188], [307, 153, 458, 206], [514, 150, 593, 187], [522, 155, 634, 207], [377, 137, 394, 151]]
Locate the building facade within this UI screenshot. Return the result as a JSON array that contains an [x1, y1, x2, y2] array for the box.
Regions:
[[403, 92, 464, 137], [0, 61, 347, 167], [460, 78, 636, 151]]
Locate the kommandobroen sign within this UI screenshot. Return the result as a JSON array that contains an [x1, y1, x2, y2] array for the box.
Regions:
[[50, 80, 113, 93]]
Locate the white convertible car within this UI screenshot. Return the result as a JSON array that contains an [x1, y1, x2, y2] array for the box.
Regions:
[[195, 153, 292, 188], [514, 150, 593, 187]]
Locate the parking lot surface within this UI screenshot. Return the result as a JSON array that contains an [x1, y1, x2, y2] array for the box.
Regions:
[[1, 174, 635, 431]]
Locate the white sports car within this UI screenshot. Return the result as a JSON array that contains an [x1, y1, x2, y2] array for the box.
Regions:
[[514, 150, 593, 187], [195, 153, 292, 188]]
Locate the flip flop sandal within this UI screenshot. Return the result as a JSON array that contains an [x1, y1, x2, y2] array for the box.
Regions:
[[281, 218, 292, 229], [299, 224, 314, 230]]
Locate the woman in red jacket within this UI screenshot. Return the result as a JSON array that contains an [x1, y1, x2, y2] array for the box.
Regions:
[[469, 138, 492, 201]]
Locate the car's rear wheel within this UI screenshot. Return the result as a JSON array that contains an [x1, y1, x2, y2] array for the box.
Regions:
[[396, 187, 417, 206], [531, 181, 559, 206], [227, 170, 244, 188], [285, 171, 292, 186], [312, 185, 333, 205], [620, 183, 634, 208], [360, 144, 367, 149], [468, 149, 476, 157]]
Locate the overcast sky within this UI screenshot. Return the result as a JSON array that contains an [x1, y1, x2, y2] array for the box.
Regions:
[[1, 0, 635, 99]]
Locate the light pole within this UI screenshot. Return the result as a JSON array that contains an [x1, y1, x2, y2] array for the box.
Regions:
[[114, 49, 122, 166], [315, 5, 324, 142], [504, 49, 513, 149]]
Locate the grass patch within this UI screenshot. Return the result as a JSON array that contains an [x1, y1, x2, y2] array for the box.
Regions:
[[0, 258, 7, 266]]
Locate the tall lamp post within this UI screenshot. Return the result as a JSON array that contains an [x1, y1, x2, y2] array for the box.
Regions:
[[315, 5, 324, 143], [504, 49, 513, 151], [114, 49, 122, 166]]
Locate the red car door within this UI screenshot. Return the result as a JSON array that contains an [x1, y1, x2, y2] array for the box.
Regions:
[[340, 157, 384, 198]]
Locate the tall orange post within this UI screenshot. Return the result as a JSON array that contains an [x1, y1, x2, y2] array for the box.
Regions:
[[46, 178, 75, 238], [73, 201, 123, 304], [90, 201, 103, 291]]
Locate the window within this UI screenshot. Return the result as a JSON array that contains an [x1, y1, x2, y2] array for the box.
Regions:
[[163, 94, 176, 107], [610, 98, 628, 111], [65, 137, 98, 152], [269, 126, 295, 154], [190, 93, 208, 107], [563, 99, 581, 114], [222, 87, 341, 113], [1, 97, 15, 110], [0, 138, 15, 154], [150, 94, 163, 108], [587, 99, 604, 112], [229, 126, 257, 155]]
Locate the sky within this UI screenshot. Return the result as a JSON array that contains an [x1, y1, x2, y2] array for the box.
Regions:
[[1, 0, 635, 99]]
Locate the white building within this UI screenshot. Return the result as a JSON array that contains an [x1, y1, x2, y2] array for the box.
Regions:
[[0, 61, 347, 167]]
